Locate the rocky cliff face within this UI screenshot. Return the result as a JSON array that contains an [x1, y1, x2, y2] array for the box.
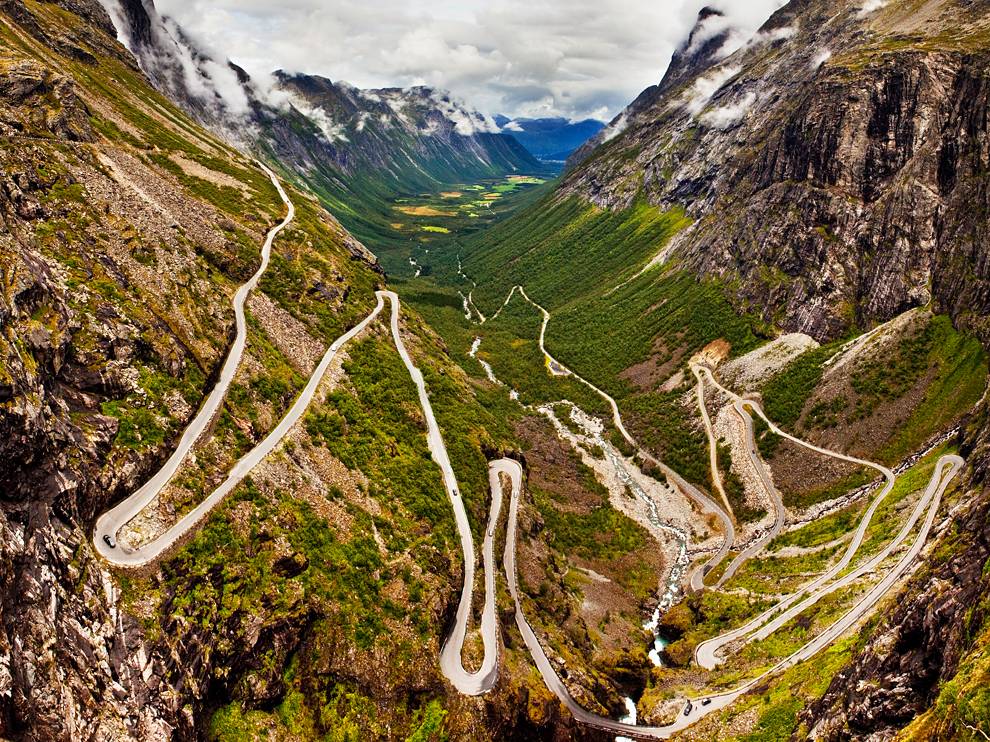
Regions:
[[561, 0, 990, 345], [0, 2, 384, 738]]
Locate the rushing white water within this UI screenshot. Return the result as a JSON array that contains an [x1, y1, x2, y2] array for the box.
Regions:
[[560, 405, 690, 660], [616, 697, 638, 742], [621, 697, 637, 723], [459, 291, 472, 321], [470, 336, 520, 397], [647, 635, 671, 668]]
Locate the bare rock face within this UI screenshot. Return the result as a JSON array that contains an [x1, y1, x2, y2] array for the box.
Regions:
[[44, 0, 118, 37], [0, 60, 95, 141], [0, 139, 180, 742], [0, 4, 372, 739]]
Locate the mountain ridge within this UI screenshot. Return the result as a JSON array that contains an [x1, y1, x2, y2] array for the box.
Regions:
[[97, 0, 542, 188], [559, 0, 990, 345]]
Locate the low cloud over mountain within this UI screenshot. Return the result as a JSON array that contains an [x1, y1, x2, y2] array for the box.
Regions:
[[154, 0, 787, 121]]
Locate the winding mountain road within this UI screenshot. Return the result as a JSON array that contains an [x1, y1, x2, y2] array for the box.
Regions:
[[693, 366, 734, 520], [92, 171, 969, 738], [384, 291, 502, 694], [710, 396, 788, 589], [496, 445, 961, 738], [505, 287, 736, 586], [461, 281, 964, 735], [693, 365, 914, 669], [94, 163, 298, 564]]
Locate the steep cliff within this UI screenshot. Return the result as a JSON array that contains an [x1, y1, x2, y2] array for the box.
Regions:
[[560, 0, 990, 344]]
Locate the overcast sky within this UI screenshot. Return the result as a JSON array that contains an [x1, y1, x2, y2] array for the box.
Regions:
[[155, 0, 787, 121]]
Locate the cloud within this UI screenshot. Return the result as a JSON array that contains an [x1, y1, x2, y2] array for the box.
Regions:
[[701, 91, 757, 129], [749, 24, 798, 47], [290, 97, 349, 143], [152, 0, 790, 121], [858, 0, 888, 16], [427, 90, 501, 135], [98, 0, 253, 125], [601, 112, 630, 143], [811, 48, 833, 69], [685, 12, 735, 57], [684, 65, 741, 115]]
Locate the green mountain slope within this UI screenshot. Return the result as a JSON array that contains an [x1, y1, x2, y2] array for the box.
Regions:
[[0, 3, 568, 740]]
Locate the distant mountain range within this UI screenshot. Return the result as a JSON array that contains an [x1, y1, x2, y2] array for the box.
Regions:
[[494, 115, 606, 163], [105, 0, 542, 185]]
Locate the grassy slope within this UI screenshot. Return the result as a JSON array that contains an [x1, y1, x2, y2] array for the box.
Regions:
[[451, 195, 766, 488], [760, 314, 987, 467], [461, 195, 766, 396]]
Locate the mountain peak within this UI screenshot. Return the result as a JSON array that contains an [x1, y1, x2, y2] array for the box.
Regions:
[[656, 6, 733, 98], [567, 6, 737, 168]]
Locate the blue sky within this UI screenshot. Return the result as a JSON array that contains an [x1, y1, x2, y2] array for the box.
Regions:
[[155, 0, 787, 121]]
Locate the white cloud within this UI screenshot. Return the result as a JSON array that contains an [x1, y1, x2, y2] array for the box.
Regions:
[[428, 90, 501, 135], [684, 65, 741, 116], [858, 0, 888, 17], [701, 91, 757, 129], [601, 112, 629, 142], [152, 0, 789, 121], [302, 104, 350, 143], [99, 0, 253, 121], [750, 24, 798, 46], [685, 12, 735, 57], [811, 48, 833, 69]]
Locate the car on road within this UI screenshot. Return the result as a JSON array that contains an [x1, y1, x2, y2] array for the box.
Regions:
[[702, 698, 712, 706], [683, 701, 693, 717], [102, 534, 116, 549]]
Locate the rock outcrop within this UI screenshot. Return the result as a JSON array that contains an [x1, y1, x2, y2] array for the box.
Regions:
[[569, 6, 734, 167]]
